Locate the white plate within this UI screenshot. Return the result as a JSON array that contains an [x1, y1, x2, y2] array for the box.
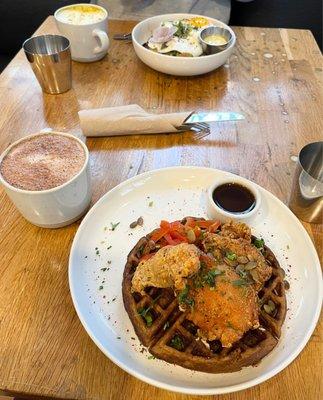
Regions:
[[69, 167, 322, 395]]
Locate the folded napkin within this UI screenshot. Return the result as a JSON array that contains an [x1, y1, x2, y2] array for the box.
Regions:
[[79, 104, 192, 137]]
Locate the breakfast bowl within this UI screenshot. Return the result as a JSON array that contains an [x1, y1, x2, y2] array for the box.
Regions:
[[131, 13, 236, 76]]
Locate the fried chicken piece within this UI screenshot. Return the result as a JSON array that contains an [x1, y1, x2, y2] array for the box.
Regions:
[[131, 243, 200, 294], [202, 233, 272, 290], [220, 220, 252, 241], [187, 264, 259, 347]]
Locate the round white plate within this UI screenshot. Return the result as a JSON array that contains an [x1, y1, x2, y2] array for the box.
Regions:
[[69, 167, 322, 395]]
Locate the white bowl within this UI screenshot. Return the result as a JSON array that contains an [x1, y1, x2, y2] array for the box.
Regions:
[[132, 13, 236, 76]]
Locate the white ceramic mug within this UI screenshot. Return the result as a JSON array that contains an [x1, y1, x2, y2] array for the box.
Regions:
[[0, 132, 92, 228], [54, 3, 109, 62]]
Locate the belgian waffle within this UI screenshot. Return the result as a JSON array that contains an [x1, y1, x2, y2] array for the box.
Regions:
[[122, 217, 287, 373]]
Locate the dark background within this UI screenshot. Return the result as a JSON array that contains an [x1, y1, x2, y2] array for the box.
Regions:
[[0, 0, 321, 71], [230, 0, 322, 49]]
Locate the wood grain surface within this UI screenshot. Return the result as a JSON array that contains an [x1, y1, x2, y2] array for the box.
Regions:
[[0, 17, 322, 400]]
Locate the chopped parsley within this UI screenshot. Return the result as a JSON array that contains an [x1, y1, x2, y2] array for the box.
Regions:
[[178, 285, 195, 309], [137, 295, 161, 327], [110, 222, 120, 231], [148, 201, 154, 207], [193, 265, 223, 289], [178, 285, 189, 303], [174, 21, 191, 39], [99, 285, 103, 290], [203, 269, 222, 287], [147, 355, 155, 360], [254, 238, 265, 249], [226, 251, 237, 261], [169, 335, 184, 351]]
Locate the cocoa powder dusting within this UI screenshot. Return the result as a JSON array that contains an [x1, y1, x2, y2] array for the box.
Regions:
[[0, 134, 86, 191]]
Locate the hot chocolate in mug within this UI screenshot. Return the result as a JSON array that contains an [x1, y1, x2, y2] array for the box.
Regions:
[[55, 3, 109, 62]]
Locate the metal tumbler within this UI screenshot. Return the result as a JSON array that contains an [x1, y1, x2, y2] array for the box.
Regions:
[[289, 142, 323, 224], [23, 35, 72, 94]]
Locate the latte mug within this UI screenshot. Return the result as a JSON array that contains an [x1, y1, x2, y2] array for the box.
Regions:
[[54, 3, 109, 62]]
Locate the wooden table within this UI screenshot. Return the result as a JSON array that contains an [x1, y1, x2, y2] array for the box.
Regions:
[[0, 17, 322, 400]]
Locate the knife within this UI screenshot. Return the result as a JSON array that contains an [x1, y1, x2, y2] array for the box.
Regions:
[[184, 111, 245, 124]]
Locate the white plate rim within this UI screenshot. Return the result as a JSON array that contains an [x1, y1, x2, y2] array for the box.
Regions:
[[69, 166, 322, 395]]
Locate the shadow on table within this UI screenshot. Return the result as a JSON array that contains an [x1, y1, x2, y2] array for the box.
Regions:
[[84, 134, 237, 151]]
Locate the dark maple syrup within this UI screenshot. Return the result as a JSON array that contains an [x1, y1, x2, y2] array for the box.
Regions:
[[212, 183, 256, 214]]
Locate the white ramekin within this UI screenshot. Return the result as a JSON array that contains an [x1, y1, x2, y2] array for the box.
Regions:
[[207, 176, 261, 223], [0, 131, 92, 228]]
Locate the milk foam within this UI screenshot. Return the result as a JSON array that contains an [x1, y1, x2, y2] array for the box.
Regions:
[[57, 5, 106, 25]]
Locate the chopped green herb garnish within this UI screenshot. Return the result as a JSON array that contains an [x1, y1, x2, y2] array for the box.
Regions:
[[193, 264, 223, 289], [204, 269, 223, 287], [101, 267, 107, 271], [186, 298, 195, 307], [107, 245, 112, 250], [170, 335, 184, 351], [254, 238, 265, 249], [110, 222, 120, 231], [99, 285, 103, 290], [116, 336, 121, 339], [138, 308, 153, 327], [145, 313, 153, 326], [96, 250, 100, 255], [137, 295, 161, 327], [226, 251, 237, 261], [178, 285, 189, 303], [148, 201, 154, 207], [232, 279, 250, 287], [178, 285, 195, 309], [148, 355, 155, 360], [174, 21, 191, 39]]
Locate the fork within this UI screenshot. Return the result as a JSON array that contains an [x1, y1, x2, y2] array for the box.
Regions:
[[177, 122, 210, 139]]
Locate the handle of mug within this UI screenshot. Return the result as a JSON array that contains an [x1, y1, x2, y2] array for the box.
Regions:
[[93, 29, 109, 54]]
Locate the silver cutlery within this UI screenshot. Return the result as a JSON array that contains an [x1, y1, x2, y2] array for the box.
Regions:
[[177, 122, 211, 139], [176, 111, 244, 138], [184, 111, 244, 124]]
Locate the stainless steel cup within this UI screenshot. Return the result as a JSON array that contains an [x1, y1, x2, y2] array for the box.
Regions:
[[199, 26, 233, 54], [23, 35, 72, 94], [289, 142, 323, 223]]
